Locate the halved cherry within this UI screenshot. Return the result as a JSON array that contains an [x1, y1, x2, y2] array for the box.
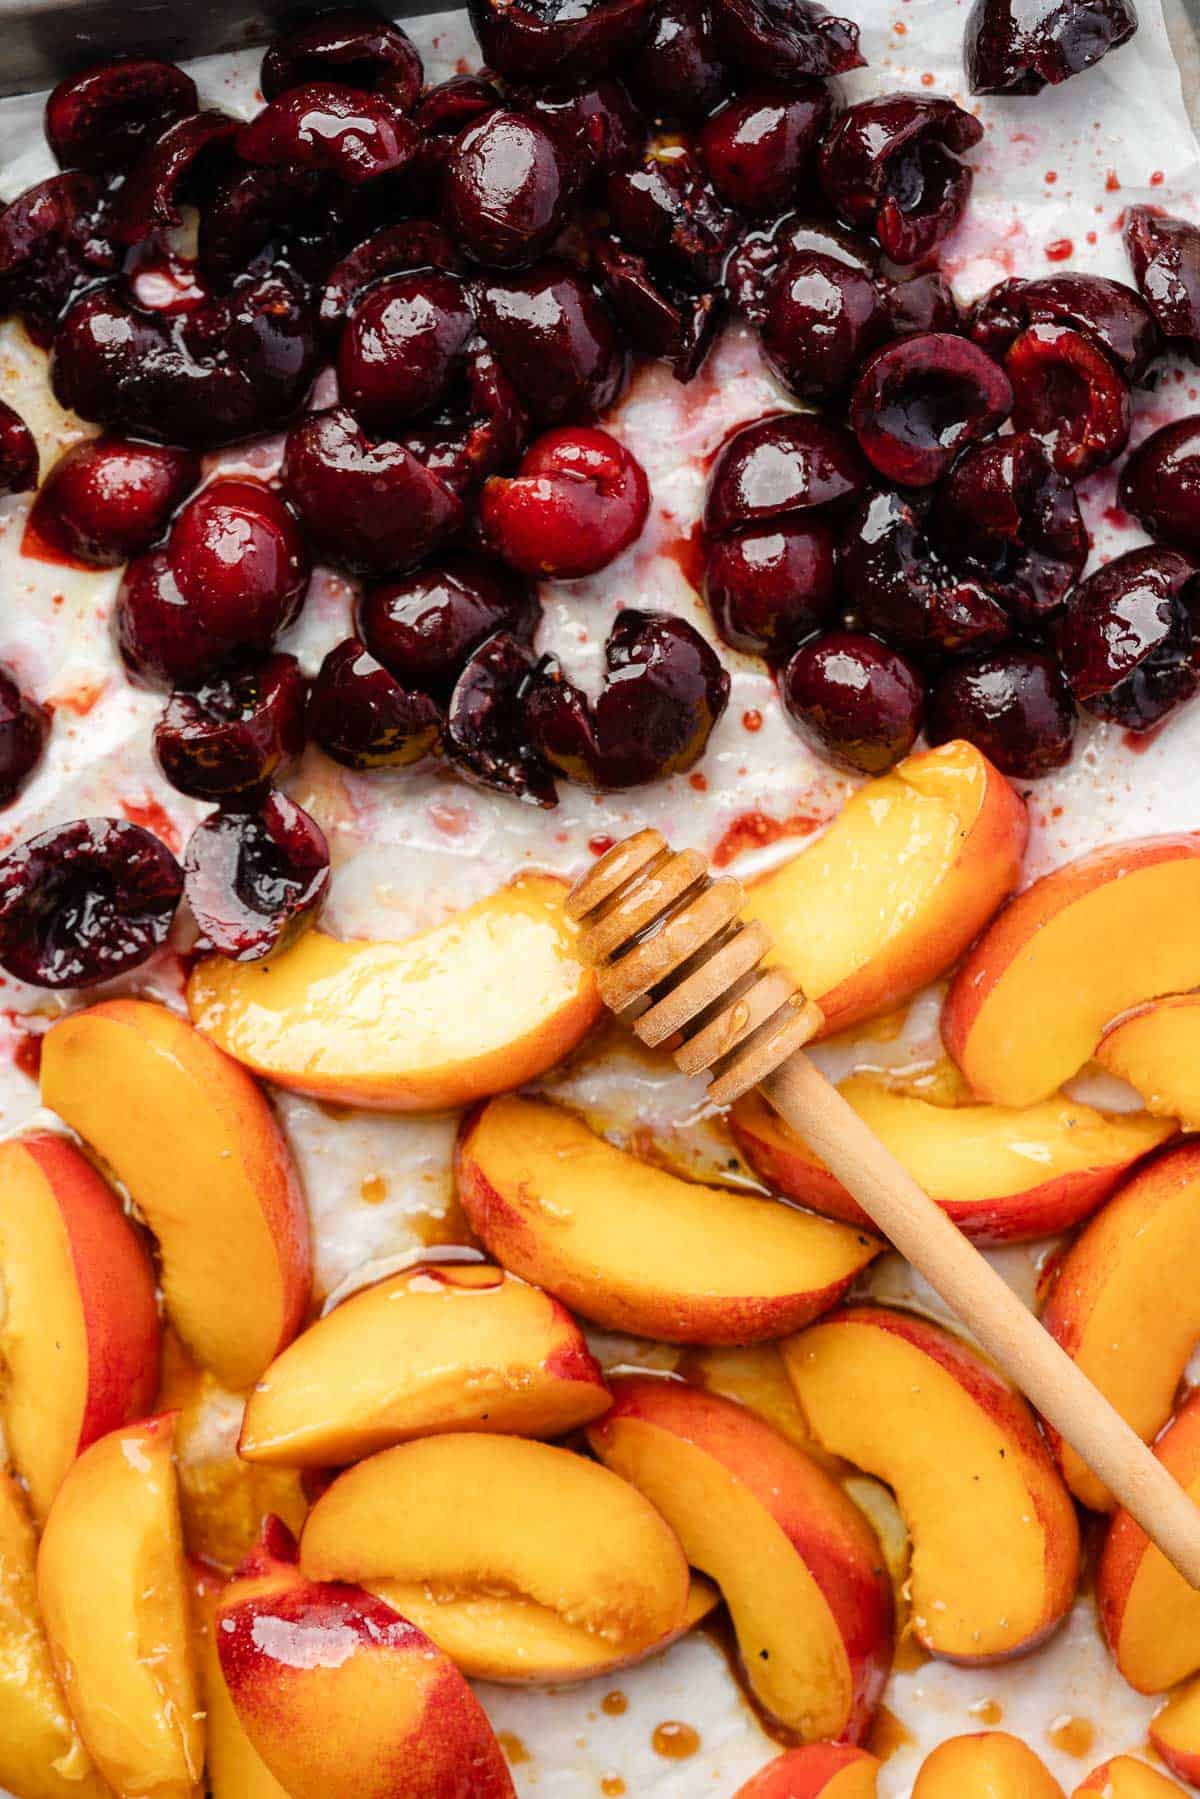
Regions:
[[184, 790, 329, 961], [28, 436, 199, 567], [850, 333, 1012, 487], [1005, 320, 1129, 477], [307, 637, 442, 768], [480, 426, 649, 578], [261, 8, 423, 110], [45, 58, 198, 173], [0, 401, 38, 496], [154, 655, 307, 800]]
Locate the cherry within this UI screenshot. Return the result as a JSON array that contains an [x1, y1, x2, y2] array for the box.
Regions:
[[480, 426, 649, 577], [28, 436, 199, 567], [467, 0, 657, 84], [1125, 208, 1200, 358], [360, 555, 537, 695], [760, 246, 887, 402], [969, 273, 1160, 384], [626, 0, 728, 120], [607, 142, 741, 289], [711, 0, 863, 80], [154, 655, 307, 800], [184, 790, 330, 961], [850, 333, 1012, 488], [966, 0, 1137, 95], [400, 338, 529, 499], [698, 84, 832, 216], [703, 519, 837, 658], [199, 164, 344, 287], [474, 262, 628, 426], [725, 214, 875, 326], [1119, 416, 1200, 554], [415, 74, 502, 140], [840, 487, 1010, 654], [590, 232, 720, 381], [261, 9, 423, 111], [927, 649, 1075, 778], [0, 818, 181, 989], [111, 111, 238, 244], [282, 408, 464, 574], [704, 412, 867, 536], [319, 219, 463, 342], [0, 172, 119, 348], [445, 631, 558, 805], [526, 609, 729, 788], [337, 271, 475, 433], [46, 59, 197, 174], [0, 401, 37, 496], [781, 631, 924, 773], [1054, 546, 1200, 731], [885, 270, 961, 339], [1005, 321, 1129, 477], [237, 82, 418, 186], [308, 637, 442, 768], [514, 79, 643, 184], [445, 111, 577, 268], [819, 94, 983, 266], [0, 671, 49, 806]]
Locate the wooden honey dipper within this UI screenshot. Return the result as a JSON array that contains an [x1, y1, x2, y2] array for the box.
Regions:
[[568, 827, 1200, 1588]]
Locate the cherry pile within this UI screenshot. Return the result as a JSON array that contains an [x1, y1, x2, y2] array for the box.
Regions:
[[0, 0, 1168, 989]]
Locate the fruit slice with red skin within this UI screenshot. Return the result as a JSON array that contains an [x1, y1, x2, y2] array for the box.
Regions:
[[193, 1562, 289, 1799], [1151, 1678, 1200, 1786], [1096, 993, 1200, 1127], [1072, 1758, 1189, 1799], [734, 1745, 880, 1799], [480, 426, 649, 577]]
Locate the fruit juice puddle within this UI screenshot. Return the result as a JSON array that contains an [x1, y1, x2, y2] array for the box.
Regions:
[[1, 2, 1199, 1792]]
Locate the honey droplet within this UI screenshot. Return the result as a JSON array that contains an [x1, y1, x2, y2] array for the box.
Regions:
[[970, 1698, 1004, 1725], [1048, 1716, 1095, 1759], [867, 1705, 914, 1762], [652, 1722, 700, 1760], [602, 1691, 628, 1716], [497, 1732, 530, 1766], [601, 1780, 626, 1796], [360, 1174, 387, 1205]]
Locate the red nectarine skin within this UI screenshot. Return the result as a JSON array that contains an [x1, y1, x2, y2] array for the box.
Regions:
[[735, 1744, 880, 1799]]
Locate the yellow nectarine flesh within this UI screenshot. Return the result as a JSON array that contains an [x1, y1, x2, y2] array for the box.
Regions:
[[1072, 1758, 1188, 1798], [1097, 994, 1200, 1128], [734, 1745, 881, 1799], [1151, 1679, 1200, 1787], [193, 1566, 290, 1799], [912, 1733, 1064, 1799]]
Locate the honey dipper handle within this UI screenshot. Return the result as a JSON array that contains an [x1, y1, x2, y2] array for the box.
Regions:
[[763, 1051, 1200, 1589]]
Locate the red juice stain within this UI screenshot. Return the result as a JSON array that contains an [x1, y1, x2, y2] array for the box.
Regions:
[[48, 680, 105, 717], [742, 708, 763, 732], [1151, 170, 1164, 186], [920, 70, 934, 85], [893, 17, 906, 30], [662, 520, 705, 590], [1124, 721, 1169, 755], [1105, 169, 1121, 191], [689, 770, 708, 792], [1086, 230, 1097, 245], [1044, 169, 1058, 184], [1045, 238, 1073, 261], [121, 795, 181, 853], [20, 514, 91, 571], [1102, 504, 1130, 531], [713, 807, 824, 867], [588, 833, 615, 856], [10, 1021, 43, 1082]]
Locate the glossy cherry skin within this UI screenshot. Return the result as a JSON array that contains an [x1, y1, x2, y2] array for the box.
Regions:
[[199, 163, 344, 287], [850, 334, 1013, 488], [886, 270, 961, 340], [626, 0, 726, 119], [0, 818, 182, 989], [711, 0, 863, 80], [467, 0, 657, 84], [590, 232, 720, 381], [514, 79, 643, 184], [474, 262, 628, 426], [282, 408, 464, 575], [1119, 416, 1200, 554], [261, 8, 423, 110], [819, 94, 983, 266], [416, 73, 503, 140], [445, 110, 577, 267], [781, 631, 924, 774], [840, 487, 1010, 654], [0, 671, 49, 807], [154, 655, 307, 801], [0, 401, 37, 496], [27, 436, 199, 568], [111, 110, 238, 244], [319, 219, 463, 343], [0, 172, 119, 348], [400, 338, 530, 500], [966, 0, 1137, 95], [184, 790, 330, 961], [480, 426, 649, 578], [237, 82, 418, 186], [704, 411, 867, 536], [526, 609, 729, 789], [760, 247, 887, 402], [445, 630, 558, 806], [1055, 546, 1200, 730], [360, 555, 537, 696], [725, 213, 876, 328], [308, 637, 442, 768], [1006, 321, 1129, 478], [337, 271, 474, 433], [703, 519, 837, 659], [927, 649, 1076, 779], [698, 84, 832, 216], [46, 58, 197, 173], [969, 273, 1161, 384], [1125, 208, 1200, 358], [607, 142, 741, 288]]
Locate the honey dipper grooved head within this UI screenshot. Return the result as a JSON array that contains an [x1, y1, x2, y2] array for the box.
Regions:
[[567, 830, 823, 1104]]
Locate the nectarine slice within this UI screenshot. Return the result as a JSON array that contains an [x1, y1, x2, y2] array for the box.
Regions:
[[1150, 1679, 1200, 1787], [299, 1433, 691, 1678], [730, 1081, 1173, 1245], [239, 1261, 610, 1468], [911, 1733, 1064, 1799], [944, 835, 1200, 1106], [36, 1414, 202, 1799], [457, 1095, 880, 1343], [193, 1564, 289, 1799], [588, 1377, 893, 1743], [734, 1745, 880, 1799], [783, 1307, 1080, 1661], [742, 741, 1026, 1038], [1073, 1759, 1188, 1799], [1042, 1138, 1200, 1510], [42, 998, 311, 1390], [0, 1130, 159, 1519], [187, 873, 601, 1110], [1097, 994, 1200, 1128]]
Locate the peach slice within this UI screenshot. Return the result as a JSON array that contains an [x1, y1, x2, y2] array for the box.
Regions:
[[0, 1471, 109, 1799], [187, 873, 601, 1110], [42, 997, 311, 1390], [782, 1307, 1080, 1661], [1073, 1759, 1188, 1799], [456, 1095, 880, 1343], [911, 1733, 1064, 1799], [0, 1130, 160, 1519], [216, 1520, 515, 1799], [36, 1414, 203, 1799], [742, 741, 1026, 1038], [734, 1746, 881, 1799], [588, 1376, 893, 1743], [299, 1434, 692, 1681], [730, 1081, 1173, 1245], [193, 1564, 289, 1799], [1096, 994, 1200, 1128], [1042, 1139, 1200, 1510], [239, 1261, 610, 1468], [943, 835, 1200, 1106], [1150, 1680, 1200, 1786]]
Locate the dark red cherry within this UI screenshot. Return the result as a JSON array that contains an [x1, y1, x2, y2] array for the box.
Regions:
[[724, 213, 877, 328], [154, 655, 307, 800], [514, 79, 643, 183], [474, 262, 627, 426], [969, 273, 1161, 384], [261, 9, 423, 110], [308, 637, 442, 768], [927, 649, 1075, 778], [0, 671, 49, 807], [319, 219, 463, 343], [698, 84, 832, 216], [27, 436, 199, 568], [467, 0, 657, 84], [760, 248, 887, 402], [711, 0, 863, 80], [703, 519, 836, 658], [1005, 321, 1129, 478], [1055, 547, 1200, 731], [237, 83, 418, 186], [527, 609, 729, 788], [199, 164, 345, 287], [111, 111, 238, 244], [840, 487, 1010, 654], [781, 631, 924, 774], [607, 142, 741, 288], [445, 111, 577, 268], [184, 791, 329, 961], [1125, 208, 1200, 359], [0, 172, 119, 348], [885, 270, 961, 340], [704, 412, 867, 536], [45, 59, 197, 174], [626, 0, 728, 120], [850, 333, 1012, 488], [1119, 416, 1200, 554], [819, 94, 983, 266], [0, 818, 181, 989], [445, 631, 557, 806], [416, 73, 503, 139], [590, 233, 720, 382], [360, 555, 537, 696], [399, 338, 529, 499], [480, 426, 649, 577], [337, 272, 474, 433], [0, 401, 37, 496], [966, 0, 1137, 95]]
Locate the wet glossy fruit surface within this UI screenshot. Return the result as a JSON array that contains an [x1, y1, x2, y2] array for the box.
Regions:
[[850, 333, 1012, 487], [480, 426, 650, 576], [927, 647, 1075, 778], [819, 94, 983, 265], [966, 0, 1138, 95], [1055, 546, 1200, 730], [360, 555, 538, 695], [781, 630, 924, 773], [308, 637, 443, 768], [1119, 416, 1200, 554], [703, 519, 836, 658], [154, 654, 307, 800], [27, 436, 199, 566], [184, 789, 330, 960], [0, 670, 49, 807]]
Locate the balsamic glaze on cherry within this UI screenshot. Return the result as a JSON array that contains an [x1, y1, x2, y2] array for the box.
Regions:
[[840, 486, 1011, 655], [308, 637, 443, 768], [607, 140, 741, 289], [819, 94, 983, 266], [1005, 321, 1130, 478], [154, 655, 307, 801], [467, 0, 657, 84], [626, 0, 727, 118], [445, 110, 577, 267], [704, 519, 837, 658], [184, 790, 330, 961], [760, 245, 887, 402], [1119, 415, 1200, 554], [0, 172, 119, 348], [236, 82, 418, 186], [28, 436, 199, 567], [781, 630, 925, 774], [969, 273, 1161, 383], [261, 8, 423, 110], [514, 79, 643, 184], [480, 425, 650, 577], [319, 219, 463, 342], [473, 261, 628, 425], [590, 231, 720, 380], [850, 333, 1013, 489], [337, 270, 475, 433], [445, 630, 558, 805], [1125, 207, 1200, 359], [360, 555, 538, 696], [1055, 546, 1200, 731], [698, 84, 832, 216], [704, 411, 867, 536], [111, 110, 238, 245], [711, 0, 863, 81], [966, 0, 1138, 96], [927, 648, 1076, 779], [0, 670, 49, 807], [45, 58, 198, 174]]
